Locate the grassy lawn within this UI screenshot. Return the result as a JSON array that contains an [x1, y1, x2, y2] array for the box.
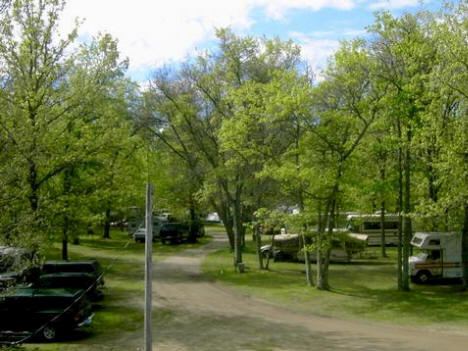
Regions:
[[19, 228, 211, 351], [202, 234, 468, 331]]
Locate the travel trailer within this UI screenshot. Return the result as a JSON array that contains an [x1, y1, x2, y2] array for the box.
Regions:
[[409, 232, 463, 283], [346, 213, 399, 246]]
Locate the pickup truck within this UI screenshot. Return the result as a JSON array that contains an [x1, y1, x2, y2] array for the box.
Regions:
[[0, 287, 93, 341]]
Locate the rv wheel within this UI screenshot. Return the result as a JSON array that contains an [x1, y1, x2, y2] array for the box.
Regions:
[[416, 270, 431, 284]]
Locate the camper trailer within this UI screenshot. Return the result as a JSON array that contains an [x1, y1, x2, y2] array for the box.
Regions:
[[409, 232, 463, 283], [346, 213, 399, 246]]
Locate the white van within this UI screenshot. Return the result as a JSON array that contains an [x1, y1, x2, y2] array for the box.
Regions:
[[346, 213, 399, 246], [409, 232, 462, 283]]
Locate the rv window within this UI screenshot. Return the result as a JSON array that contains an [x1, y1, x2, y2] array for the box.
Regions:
[[428, 239, 440, 246], [363, 222, 381, 230], [384, 222, 398, 230], [412, 237, 423, 245]]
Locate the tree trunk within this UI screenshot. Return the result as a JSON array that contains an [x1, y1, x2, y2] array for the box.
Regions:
[[462, 202, 468, 289], [232, 197, 243, 272], [316, 243, 330, 290], [401, 127, 412, 292], [316, 198, 332, 290], [302, 233, 313, 286], [379, 160, 387, 258], [380, 200, 387, 258], [28, 160, 39, 212], [103, 207, 111, 239], [62, 239, 68, 260], [397, 119, 403, 291], [214, 201, 234, 249], [188, 197, 197, 242], [265, 233, 275, 270], [254, 224, 264, 270]]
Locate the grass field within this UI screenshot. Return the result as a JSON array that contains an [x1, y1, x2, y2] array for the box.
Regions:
[[19, 228, 211, 351], [202, 234, 468, 332]]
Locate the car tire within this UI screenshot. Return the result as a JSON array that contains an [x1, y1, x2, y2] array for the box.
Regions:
[[415, 270, 431, 284], [42, 325, 57, 341]]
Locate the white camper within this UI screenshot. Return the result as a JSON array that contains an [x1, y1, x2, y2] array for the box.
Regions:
[[409, 232, 462, 283], [346, 213, 399, 246]]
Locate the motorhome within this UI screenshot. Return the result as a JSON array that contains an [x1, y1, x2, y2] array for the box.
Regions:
[[409, 232, 463, 283], [346, 213, 399, 246]]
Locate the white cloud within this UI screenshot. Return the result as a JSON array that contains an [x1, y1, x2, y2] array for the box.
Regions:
[[60, 0, 357, 75], [342, 29, 367, 36], [369, 0, 419, 10], [260, 0, 355, 19], [290, 32, 340, 79]]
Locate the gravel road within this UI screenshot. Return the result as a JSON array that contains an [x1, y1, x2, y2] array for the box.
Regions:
[[151, 231, 468, 351]]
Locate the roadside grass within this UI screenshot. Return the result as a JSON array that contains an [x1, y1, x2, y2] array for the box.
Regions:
[[22, 228, 210, 351], [202, 234, 468, 331]]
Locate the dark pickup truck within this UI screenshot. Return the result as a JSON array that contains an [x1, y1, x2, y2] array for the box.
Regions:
[[0, 287, 93, 341], [159, 223, 191, 244], [36, 260, 104, 300]]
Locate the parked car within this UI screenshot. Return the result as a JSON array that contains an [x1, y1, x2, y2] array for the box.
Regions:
[[159, 223, 190, 244], [40, 260, 104, 289], [133, 225, 162, 243], [0, 287, 93, 341]]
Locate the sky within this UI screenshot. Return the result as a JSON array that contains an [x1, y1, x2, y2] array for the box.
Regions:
[[60, 0, 445, 83]]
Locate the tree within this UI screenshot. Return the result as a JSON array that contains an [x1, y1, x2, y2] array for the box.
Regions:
[[369, 11, 436, 290], [148, 29, 301, 272], [430, 0, 468, 287], [0, 0, 79, 248], [305, 40, 384, 289]]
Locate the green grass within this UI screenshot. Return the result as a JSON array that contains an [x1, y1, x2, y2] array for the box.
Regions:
[[202, 234, 468, 330], [21, 228, 210, 351]]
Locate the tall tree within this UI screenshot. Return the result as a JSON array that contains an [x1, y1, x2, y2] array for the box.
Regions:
[[369, 11, 436, 291]]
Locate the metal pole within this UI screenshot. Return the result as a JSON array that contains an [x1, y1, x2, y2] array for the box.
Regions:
[[145, 183, 153, 350]]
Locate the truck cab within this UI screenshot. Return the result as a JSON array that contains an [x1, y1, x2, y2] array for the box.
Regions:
[[409, 232, 462, 283]]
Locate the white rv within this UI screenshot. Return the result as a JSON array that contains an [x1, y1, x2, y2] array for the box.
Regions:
[[346, 213, 399, 246], [409, 232, 463, 283]]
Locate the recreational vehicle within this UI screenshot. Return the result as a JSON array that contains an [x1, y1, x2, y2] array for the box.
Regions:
[[409, 232, 463, 283], [346, 213, 399, 246]]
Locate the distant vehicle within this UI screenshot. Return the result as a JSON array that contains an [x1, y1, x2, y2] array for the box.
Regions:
[[0, 287, 93, 341], [346, 213, 399, 246], [260, 233, 368, 263], [40, 260, 104, 289], [133, 227, 160, 243], [159, 223, 191, 244], [205, 212, 221, 223], [410, 232, 463, 284]]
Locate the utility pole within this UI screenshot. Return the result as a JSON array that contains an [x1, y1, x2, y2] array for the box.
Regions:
[[144, 184, 153, 350]]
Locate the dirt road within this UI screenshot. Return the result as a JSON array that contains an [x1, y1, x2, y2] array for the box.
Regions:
[[151, 231, 468, 351]]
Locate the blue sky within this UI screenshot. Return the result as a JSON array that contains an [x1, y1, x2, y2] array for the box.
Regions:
[[60, 0, 448, 83]]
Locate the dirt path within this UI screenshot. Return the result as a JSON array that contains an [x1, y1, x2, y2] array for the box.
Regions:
[[151, 231, 468, 351]]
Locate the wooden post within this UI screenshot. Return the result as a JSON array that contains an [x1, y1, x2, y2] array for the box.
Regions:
[[145, 184, 153, 351]]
